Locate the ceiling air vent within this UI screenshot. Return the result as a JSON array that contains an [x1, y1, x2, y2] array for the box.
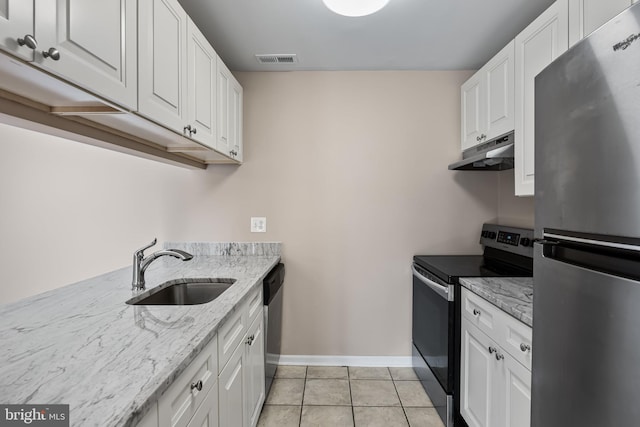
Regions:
[[255, 54, 298, 64]]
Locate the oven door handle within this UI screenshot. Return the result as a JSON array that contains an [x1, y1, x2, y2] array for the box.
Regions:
[[412, 264, 453, 301]]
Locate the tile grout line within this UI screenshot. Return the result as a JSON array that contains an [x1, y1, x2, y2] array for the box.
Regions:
[[298, 366, 308, 427], [348, 366, 355, 426], [391, 376, 413, 426]]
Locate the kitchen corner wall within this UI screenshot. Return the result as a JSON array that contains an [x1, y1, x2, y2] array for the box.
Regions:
[[0, 70, 533, 357], [497, 170, 535, 228]]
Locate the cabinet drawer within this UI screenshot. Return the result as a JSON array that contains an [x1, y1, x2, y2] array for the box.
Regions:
[[246, 287, 263, 326], [462, 288, 498, 336], [496, 311, 532, 371], [159, 335, 218, 427]]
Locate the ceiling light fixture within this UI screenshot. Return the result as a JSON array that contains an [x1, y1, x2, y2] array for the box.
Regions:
[[322, 0, 390, 17]]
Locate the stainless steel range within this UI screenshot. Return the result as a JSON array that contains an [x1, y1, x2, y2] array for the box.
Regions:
[[412, 223, 533, 426]]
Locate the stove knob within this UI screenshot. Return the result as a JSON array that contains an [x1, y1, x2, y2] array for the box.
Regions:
[[481, 231, 488, 238], [520, 238, 531, 247], [488, 232, 496, 239]]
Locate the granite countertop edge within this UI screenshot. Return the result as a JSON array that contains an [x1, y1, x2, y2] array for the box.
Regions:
[[458, 277, 534, 327], [0, 247, 281, 427]]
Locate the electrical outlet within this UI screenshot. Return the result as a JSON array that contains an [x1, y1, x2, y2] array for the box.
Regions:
[[251, 217, 267, 233]]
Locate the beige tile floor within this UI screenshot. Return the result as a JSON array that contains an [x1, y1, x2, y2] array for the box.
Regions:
[[257, 366, 445, 427]]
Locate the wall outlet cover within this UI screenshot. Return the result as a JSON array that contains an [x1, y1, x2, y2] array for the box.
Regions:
[[251, 217, 267, 233]]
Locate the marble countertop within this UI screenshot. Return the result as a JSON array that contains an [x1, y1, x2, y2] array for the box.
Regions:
[[459, 277, 533, 327], [0, 243, 280, 427]]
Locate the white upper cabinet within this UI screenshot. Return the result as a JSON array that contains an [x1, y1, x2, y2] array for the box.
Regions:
[[461, 41, 514, 151], [138, 0, 188, 133], [0, 0, 137, 110], [461, 72, 485, 151], [0, 0, 35, 61], [485, 41, 515, 143], [569, 0, 633, 46], [217, 57, 243, 161], [187, 19, 217, 149], [514, 0, 569, 196]]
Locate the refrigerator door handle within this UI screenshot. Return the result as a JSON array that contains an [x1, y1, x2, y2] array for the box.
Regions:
[[543, 233, 640, 253], [534, 239, 560, 246]]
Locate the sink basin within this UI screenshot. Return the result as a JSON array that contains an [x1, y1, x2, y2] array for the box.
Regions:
[[127, 278, 236, 305]]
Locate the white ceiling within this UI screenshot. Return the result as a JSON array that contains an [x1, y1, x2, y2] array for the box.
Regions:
[[178, 0, 556, 72]]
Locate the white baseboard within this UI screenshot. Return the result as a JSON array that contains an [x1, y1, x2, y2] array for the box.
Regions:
[[277, 355, 413, 367]]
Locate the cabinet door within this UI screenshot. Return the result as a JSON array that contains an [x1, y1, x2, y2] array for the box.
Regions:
[[461, 70, 485, 151], [485, 41, 515, 141], [187, 19, 216, 149], [0, 0, 34, 61], [460, 319, 497, 427], [34, 0, 137, 110], [244, 315, 265, 427], [219, 343, 244, 427], [230, 77, 243, 162], [569, 0, 632, 46], [514, 0, 569, 196], [216, 57, 232, 156], [502, 355, 531, 427], [138, 0, 188, 133]]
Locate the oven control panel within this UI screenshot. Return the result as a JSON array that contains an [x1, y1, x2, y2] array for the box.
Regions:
[[497, 230, 520, 246], [480, 224, 534, 257]]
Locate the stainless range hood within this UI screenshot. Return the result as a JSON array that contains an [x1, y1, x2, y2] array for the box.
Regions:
[[448, 133, 514, 171]]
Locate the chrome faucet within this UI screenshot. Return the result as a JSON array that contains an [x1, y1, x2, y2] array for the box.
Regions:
[[132, 238, 193, 291]]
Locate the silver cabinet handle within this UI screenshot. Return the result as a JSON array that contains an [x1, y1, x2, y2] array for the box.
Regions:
[[495, 352, 504, 361], [191, 380, 203, 392], [42, 47, 60, 61], [17, 35, 37, 49], [473, 309, 481, 316], [488, 346, 497, 354], [183, 125, 197, 137], [520, 343, 531, 352]]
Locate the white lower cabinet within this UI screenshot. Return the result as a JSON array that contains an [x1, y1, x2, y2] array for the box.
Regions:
[[460, 288, 532, 427], [461, 320, 497, 427], [158, 336, 218, 427], [136, 287, 265, 427], [244, 313, 266, 427], [219, 342, 245, 427], [219, 298, 266, 427]]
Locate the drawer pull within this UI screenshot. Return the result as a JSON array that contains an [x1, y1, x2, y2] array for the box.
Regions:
[[473, 309, 481, 316], [191, 380, 203, 392], [488, 346, 497, 354], [520, 343, 531, 352], [495, 352, 504, 361]]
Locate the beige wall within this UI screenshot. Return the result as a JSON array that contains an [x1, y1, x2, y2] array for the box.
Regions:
[[497, 170, 535, 228], [0, 70, 533, 357]]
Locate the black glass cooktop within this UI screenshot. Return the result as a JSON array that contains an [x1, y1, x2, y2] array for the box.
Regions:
[[413, 254, 532, 284]]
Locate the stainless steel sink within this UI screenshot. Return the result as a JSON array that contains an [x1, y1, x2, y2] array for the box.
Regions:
[[126, 278, 236, 305]]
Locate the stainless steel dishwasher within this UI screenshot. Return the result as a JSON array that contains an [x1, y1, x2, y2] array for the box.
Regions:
[[263, 263, 285, 396]]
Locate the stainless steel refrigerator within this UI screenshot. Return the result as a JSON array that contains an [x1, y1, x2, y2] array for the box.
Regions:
[[532, 3, 640, 426]]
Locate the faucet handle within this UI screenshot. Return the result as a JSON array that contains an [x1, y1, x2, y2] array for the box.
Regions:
[[135, 238, 157, 258]]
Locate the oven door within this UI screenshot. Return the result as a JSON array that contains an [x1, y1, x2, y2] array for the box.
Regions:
[[412, 263, 456, 425]]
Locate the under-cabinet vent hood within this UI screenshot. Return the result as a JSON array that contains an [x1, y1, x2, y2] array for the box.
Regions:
[[448, 133, 514, 171]]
